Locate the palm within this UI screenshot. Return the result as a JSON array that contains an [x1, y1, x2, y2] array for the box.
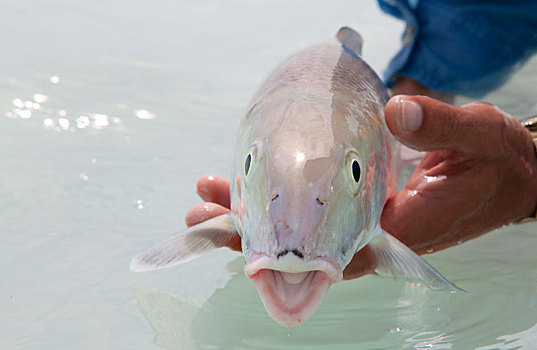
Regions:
[[382, 150, 500, 253]]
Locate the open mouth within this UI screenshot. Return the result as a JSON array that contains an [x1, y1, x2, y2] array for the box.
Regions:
[[244, 253, 342, 327]]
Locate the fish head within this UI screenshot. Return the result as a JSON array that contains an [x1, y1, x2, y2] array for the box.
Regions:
[[230, 90, 390, 326]]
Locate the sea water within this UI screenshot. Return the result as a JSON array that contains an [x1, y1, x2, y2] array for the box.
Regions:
[[1, 1, 536, 349]]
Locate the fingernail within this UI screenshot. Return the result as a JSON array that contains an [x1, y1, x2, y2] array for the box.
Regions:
[[395, 96, 423, 132]]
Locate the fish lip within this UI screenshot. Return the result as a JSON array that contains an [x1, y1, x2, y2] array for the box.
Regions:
[[244, 253, 342, 327], [244, 253, 342, 283]]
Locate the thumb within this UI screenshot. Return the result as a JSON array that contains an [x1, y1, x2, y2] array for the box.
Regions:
[[385, 95, 507, 154]]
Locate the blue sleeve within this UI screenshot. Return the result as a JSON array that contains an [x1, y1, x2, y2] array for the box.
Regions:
[[378, 0, 537, 97]]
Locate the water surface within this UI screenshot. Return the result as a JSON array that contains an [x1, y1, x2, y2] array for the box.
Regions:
[[1, 1, 536, 349]]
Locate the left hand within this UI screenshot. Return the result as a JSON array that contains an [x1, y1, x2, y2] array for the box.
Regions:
[[185, 175, 241, 252]]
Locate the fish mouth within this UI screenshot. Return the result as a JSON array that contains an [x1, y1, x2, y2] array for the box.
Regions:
[[244, 253, 342, 327]]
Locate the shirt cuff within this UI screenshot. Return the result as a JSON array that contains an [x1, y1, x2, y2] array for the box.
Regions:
[[378, 0, 537, 97]]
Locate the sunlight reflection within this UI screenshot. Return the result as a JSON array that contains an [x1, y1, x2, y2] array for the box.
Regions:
[[135, 109, 155, 120], [58, 118, 70, 130], [405, 331, 453, 349], [93, 114, 109, 128], [16, 109, 32, 119], [12, 98, 24, 109], [76, 116, 90, 129], [33, 93, 49, 103], [43, 118, 54, 128], [135, 199, 144, 209], [6, 78, 152, 133]]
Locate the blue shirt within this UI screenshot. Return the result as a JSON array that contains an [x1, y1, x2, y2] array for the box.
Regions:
[[378, 0, 537, 97]]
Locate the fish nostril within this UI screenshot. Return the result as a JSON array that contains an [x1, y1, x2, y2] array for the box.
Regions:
[[276, 249, 304, 259], [316, 197, 326, 206], [291, 249, 304, 259], [271, 194, 279, 202], [276, 250, 287, 259]]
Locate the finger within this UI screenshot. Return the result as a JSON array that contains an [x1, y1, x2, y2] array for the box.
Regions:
[[342, 245, 376, 280], [385, 95, 508, 154], [185, 203, 240, 252], [185, 202, 231, 227], [196, 175, 230, 208]]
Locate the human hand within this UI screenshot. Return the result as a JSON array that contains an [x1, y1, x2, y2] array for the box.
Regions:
[[185, 175, 241, 252], [379, 95, 537, 255]]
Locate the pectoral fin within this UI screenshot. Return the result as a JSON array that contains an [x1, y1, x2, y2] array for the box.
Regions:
[[368, 230, 463, 292], [130, 213, 239, 272]]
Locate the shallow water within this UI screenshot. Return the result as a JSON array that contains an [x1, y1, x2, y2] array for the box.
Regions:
[[1, 1, 536, 349]]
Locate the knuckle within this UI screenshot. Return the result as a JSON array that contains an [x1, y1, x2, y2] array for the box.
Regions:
[[462, 102, 505, 124], [460, 102, 515, 152]]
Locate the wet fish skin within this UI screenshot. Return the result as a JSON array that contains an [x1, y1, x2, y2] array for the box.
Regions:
[[230, 28, 394, 271], [130, 27, 460, 327]]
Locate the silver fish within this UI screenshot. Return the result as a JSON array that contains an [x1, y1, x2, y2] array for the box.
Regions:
[[130, 27, 460, 327]]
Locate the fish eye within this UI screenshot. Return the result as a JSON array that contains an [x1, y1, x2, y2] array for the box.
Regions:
[[245, 153, 252, 176], [345, 151, 362, 195], [243, 142, 261, 180], [351, 159, 360, 182]]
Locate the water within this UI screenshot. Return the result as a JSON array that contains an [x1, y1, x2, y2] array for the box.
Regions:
[[1, 1, 536, 349]]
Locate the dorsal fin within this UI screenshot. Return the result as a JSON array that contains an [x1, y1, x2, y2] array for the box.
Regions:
[[336, 26, 363, 56]]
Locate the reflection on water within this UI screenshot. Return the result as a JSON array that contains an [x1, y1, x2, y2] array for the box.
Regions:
[[134, 258, 459, 350], [135, 109, 156, 120], [131, 223, 537, 349], [405, 332, 453, 350], [394, 283, 451, 335], [134, 287, 200, 350], [5, 75, 157, 133], [7, 95, 118, 133], [477, 321, 537, 350]]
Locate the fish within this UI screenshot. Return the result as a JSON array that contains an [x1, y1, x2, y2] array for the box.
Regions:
[[130, 27, 460, 327]]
